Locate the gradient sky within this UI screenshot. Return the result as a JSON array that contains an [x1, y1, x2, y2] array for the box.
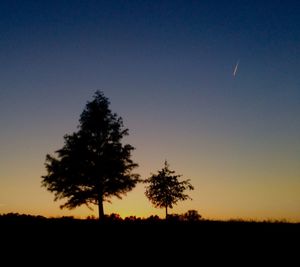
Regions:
[[0, 0, 299, 221]]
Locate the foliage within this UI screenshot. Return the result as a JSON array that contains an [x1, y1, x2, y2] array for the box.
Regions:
[[182, 210, 202, 222], [41, 91, 140, 219]]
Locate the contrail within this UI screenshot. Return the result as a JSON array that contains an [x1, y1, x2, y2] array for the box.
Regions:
[[233, 60, 239, 77]]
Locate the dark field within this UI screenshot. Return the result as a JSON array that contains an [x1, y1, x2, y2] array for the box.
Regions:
[[1, 214, 299, 264]]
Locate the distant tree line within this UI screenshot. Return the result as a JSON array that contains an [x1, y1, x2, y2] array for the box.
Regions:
[[0, 210, 201, 223], [0, 212, 294, 225]]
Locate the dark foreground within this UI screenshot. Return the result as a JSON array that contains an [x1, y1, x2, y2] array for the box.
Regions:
[[1, 214, 299, 264]]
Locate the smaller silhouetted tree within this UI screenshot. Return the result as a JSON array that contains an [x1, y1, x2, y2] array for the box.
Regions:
[[144, 161, 194, 219]]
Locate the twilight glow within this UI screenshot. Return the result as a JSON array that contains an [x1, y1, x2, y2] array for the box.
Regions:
[[0, 0, 299, 221]]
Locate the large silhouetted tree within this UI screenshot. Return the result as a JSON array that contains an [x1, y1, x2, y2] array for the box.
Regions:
[[42, 91, 140, 220], [144, 161, 194, 219]]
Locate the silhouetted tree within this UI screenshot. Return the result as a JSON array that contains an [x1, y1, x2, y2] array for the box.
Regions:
[[144, 161, 194, 219], [42, 91, 140, 220]]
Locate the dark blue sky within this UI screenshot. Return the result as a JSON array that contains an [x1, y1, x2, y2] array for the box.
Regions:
[[0, 0, 299, 219]]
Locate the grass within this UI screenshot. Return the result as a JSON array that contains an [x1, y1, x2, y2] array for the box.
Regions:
[[1, 213, 299, 264]]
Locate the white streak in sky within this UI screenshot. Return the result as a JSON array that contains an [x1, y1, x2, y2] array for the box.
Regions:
[[233, 60, 239, 77]]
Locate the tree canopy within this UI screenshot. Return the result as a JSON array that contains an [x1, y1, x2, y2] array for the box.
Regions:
[[41, 91, 140, 220], [144, 161, 194, 218]]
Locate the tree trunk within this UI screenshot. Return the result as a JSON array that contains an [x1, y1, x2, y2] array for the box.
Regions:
[[165, 205, 168, 219], [98, 197, 105, 221]]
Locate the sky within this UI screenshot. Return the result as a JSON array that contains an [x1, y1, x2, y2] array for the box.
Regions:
[[0, 0, 299, 221]]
